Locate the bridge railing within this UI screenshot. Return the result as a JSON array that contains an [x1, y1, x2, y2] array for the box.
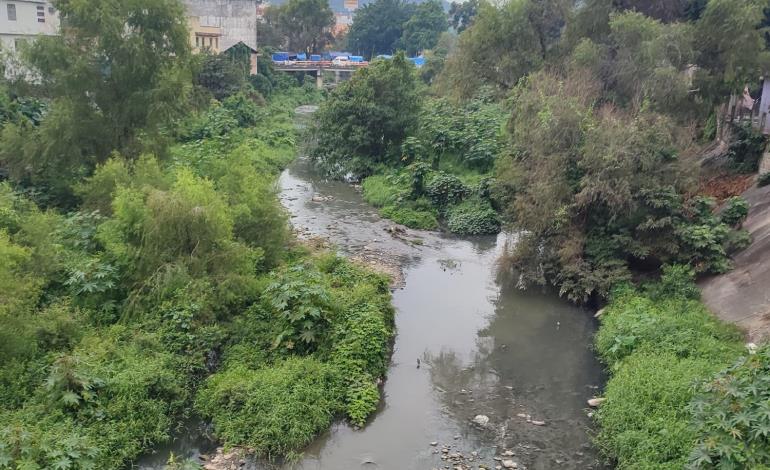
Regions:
[[272, 61, 369, 69]]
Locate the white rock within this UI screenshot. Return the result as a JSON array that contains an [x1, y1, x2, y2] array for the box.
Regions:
[[587, 397, 606, 407], [531, 420, 546, 426], [502, 450, 515, 457], [502, 459, 518, 468], [430, 441, 439, 446], [747, 342, 758, 354], [473, 414, 490, 426]]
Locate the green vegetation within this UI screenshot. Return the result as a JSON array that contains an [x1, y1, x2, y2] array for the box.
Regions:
[[690, 344, 770, 468], [261, 0, 335, 55], [346, 0, 447, 59], [313, 67, 504, 234], [312, 53, 422, 177], [595, 266, 745, 469], [0, 0, 395, 467], [309, 2, 770, 468]]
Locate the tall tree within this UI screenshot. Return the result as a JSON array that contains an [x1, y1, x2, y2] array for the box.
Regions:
[[437, 0, 551, 100], [0, 0, 191, 203], [449, 0, 479, 33], [694, 0, 770, 98], [399, 0, 448, 56], [311, 53, 422, 176], [347, 0, 416, 58], [268, 0, 335, 55]]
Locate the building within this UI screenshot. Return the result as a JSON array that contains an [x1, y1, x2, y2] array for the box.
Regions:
[[183, 0, 257, 51], [0, 0, 60, 54], [188, 14, 223, 53], [333, 11, 352, 36], [183, 0, 258, 73]]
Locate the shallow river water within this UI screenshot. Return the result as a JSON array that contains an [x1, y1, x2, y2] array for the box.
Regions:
[[137, 108, 606, 470]]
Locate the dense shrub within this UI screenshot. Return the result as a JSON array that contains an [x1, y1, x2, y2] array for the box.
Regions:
[[361, 174, 407, 208], [425, 172, 468, 208], [197, 255, 394, 451], [0, 83, 382, 468], [720, 196, 749, 227], [195, 358, 345, 456], [594, 274, 744, 469], [758, 172, 770, 187], [380, 202, 438, 230], [445, 197, 501, 235], [726, 124, 767, 173], [311, 53, 422, 177]]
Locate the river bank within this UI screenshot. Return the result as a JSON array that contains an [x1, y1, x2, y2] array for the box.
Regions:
[[273, 155, 606, 470], [136, 106, 606, 470]]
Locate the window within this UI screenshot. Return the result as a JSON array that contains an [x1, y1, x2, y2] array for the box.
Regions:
[[7, 4, 17, 21]]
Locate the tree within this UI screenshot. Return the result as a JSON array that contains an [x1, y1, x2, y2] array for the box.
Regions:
[[449, 0, 479, 33], [311, 53, 422, 177], [398, 0, 448, 56], [268, 0, 335, 55], [0, 0, 191, 203], [495, 70, 743, 302], [194, 53, 249, 101], [693, 0, 770, 100], [613, 0, 696, 23], [436, 0, 549, 100], [347, 0, 416, 58]]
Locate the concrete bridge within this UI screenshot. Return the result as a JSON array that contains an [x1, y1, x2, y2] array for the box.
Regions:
[[273, 61, 368, 89]]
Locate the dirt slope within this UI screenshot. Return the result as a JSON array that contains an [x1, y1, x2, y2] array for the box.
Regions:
[[700, 183, 770, 342]]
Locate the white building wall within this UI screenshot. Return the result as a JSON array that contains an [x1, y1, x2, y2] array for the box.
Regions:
[[183, 0, 257, 51], [0, 0, 60, 53]]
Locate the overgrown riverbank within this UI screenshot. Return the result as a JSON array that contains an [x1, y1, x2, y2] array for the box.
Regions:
[[593, 266, 770, 469], [0, 70, 396, 469]]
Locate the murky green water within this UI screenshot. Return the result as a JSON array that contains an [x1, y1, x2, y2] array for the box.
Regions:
[[137, 108, 606, 470]]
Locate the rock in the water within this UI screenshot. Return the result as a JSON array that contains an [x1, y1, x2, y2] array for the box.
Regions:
[[473, 414, 490, 426], [502, 459, 518, 468], [502, 450, 515, 457], [531, 420, 546, 426], [430, 441, 438, 446], [587, 397, 606, 407], [594, 308, 605, 318]]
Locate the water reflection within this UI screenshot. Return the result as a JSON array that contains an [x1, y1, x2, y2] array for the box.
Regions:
[[424, 273, 606, 469]]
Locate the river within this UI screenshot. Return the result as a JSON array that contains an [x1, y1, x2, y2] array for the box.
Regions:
[[137, 107, 606, 470]]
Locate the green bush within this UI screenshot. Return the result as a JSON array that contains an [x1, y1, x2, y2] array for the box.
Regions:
[[689, 345, 770, 468], [361, 174, 405, 207], [594, 281, 744, 469], [726, 124, 767, 173], [596, 352, 717, 469], [380, 203, 438, 230], [262, 263, 334, 354], [720, 196, 749, 227], [425, 172, 468, 208], [445, 197, 501, 235], [195, 358, 345, 456], [596, 287, 741, 368], [758, 172, 770, 187], [647, 264, 701, 301]]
